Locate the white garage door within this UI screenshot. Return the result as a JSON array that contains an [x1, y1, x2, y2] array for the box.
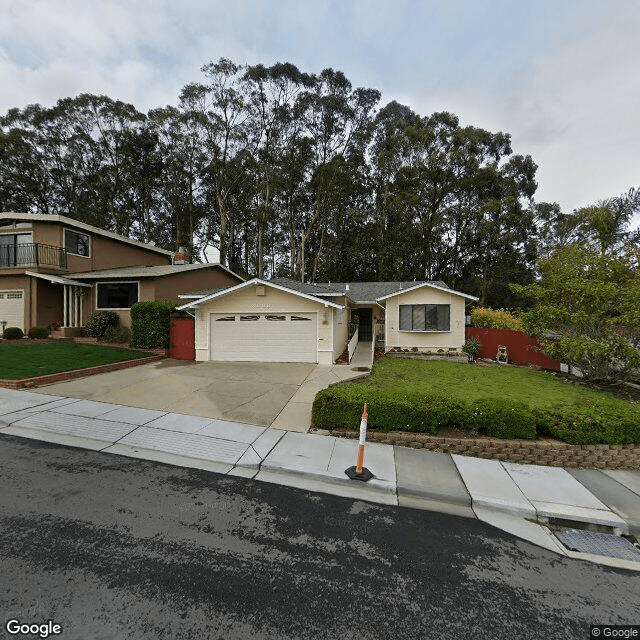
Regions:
[[210, 312, 317, 362], [0, 290, 25, 332]]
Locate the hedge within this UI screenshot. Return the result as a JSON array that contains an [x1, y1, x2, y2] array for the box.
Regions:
[[130, 300, 178, 349], [312, 385, 640, 444]]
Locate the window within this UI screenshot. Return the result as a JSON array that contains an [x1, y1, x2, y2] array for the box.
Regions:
[[0, 233, 33, 266], [216, 316, 235, 321], [399, 304, 450, 331], [239, 315, 260, 321], [291, 315, 312, 321], [64, 229, 90, 257], [265, 315, 286, 321], [97, 282, 138, 309]]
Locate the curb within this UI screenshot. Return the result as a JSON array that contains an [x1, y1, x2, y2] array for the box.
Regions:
[[324, 429, 640, 470], [0, 355, 166, 389]]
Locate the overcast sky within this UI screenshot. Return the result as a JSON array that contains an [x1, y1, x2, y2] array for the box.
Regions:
[[2, 0, 639, 217]]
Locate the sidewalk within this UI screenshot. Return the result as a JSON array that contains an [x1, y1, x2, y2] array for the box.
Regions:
[[1, 387, 639, 570]]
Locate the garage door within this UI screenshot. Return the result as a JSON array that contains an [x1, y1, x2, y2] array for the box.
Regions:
[[0, 290, 25, 332], [210, 312, 317, 362]]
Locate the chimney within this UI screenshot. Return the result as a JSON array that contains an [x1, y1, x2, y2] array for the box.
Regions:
[[173, 247, 189, 265]]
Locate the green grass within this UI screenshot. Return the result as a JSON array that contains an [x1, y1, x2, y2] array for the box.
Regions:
[[312, 358, 640, 445], [0, 343, 156, 380]]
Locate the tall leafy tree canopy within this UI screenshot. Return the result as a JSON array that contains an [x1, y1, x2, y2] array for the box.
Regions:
[[4, 57, 628, 306]]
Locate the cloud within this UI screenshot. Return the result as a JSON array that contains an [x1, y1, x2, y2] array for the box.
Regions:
[[0, 0, 638, 216]]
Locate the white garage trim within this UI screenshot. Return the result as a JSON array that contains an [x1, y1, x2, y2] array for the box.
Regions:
[[0, 289, 25, 332], [209, 311, 318, 362]]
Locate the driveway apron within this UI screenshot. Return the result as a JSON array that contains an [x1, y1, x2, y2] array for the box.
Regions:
[[35, 360, 317, 427]]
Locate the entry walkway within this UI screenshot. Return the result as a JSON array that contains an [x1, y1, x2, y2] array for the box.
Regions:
[[1, 387, 639, 571]]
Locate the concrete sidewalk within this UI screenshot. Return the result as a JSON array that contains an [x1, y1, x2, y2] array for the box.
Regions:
[[1, 387, 639, 570]]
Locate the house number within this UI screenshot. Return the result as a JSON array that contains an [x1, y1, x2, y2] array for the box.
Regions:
[[251, 303, 272, 309]]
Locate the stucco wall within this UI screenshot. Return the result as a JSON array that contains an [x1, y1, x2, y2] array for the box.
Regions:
[[193, 284, 337, 363], [331, 295, 352, 361], [152, 267, 241, 301], [384, 286, 467, 351]]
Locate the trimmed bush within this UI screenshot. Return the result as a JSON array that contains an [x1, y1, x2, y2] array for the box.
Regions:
[[471, 307, 523, 331], [103, 325, 131, 344], [312, 385, 467, 434], [28, 327, 49, 339], [130, 300, 177, 349], [85, 311, 120, 339], [468, 398, 537, 439], [2, 327, 24, 340]]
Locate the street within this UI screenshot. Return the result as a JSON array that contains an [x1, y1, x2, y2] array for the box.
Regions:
[[0, 434, 638, 640]]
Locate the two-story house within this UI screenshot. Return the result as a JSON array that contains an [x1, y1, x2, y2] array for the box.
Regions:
[[0, 213, 243, 335]]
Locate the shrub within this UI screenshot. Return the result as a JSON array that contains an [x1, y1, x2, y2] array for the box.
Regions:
[[102, 325, 131, 344], [130, 300, 177, 349], [463, 337, 482, 359], [471, 307, 523, 331], [2, 327, 24, 340], [85, 311, 120, 339], [312, 385, 467, 434], [468, 398, 537, 439], [28, 327, 49, 339]]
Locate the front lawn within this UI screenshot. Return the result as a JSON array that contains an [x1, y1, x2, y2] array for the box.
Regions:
[[0, 343, 156, 380], [312, 358, 640, 445]]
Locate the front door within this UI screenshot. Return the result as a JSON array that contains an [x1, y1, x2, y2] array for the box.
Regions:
[[358, 308, 373, 341]]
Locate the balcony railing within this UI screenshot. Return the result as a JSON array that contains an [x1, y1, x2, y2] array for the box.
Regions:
[[0, 243, 67, 269]]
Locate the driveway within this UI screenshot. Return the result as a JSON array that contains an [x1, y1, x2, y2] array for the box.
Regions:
[[36, 360, 317, 428]]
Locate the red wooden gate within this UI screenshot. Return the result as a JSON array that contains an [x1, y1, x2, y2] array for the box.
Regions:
[[169, 315, 195, 360]]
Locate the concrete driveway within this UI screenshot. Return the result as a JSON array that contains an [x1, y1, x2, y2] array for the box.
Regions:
[[36, 360, 317, 428]]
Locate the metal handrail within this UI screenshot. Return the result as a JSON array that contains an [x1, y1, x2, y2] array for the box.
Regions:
[[0, 243, 67, 268]]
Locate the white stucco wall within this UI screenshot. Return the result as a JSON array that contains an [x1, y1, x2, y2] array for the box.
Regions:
[[193, 284, 338, 363], [384, 286, 467, 352]]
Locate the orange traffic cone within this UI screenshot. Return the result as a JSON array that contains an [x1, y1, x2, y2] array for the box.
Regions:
[[345, 403, 374, 482]]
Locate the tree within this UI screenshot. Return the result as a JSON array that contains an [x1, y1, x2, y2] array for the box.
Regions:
[[512, 245, 640, 381]]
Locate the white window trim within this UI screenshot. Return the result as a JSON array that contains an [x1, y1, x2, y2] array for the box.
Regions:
[[398, 303, 451, 332], [96, 281, 140, 310], [64, 227, 91, 258]]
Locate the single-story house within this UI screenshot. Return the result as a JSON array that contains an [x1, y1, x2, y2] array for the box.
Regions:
[[177, 277, 478, 364]]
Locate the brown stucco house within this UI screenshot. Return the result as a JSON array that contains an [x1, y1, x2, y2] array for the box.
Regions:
[[0, 212, 243, 334], [176, 277, 478, 364]]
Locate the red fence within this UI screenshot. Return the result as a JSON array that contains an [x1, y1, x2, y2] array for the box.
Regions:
[[465, 327, 560, 371]]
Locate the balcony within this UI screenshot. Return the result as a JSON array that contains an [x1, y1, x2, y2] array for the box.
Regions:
[[0, 243, 67, 269]]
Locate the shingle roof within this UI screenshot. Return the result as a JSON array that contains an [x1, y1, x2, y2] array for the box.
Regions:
[[71, 263, 233, 279], [314, 281, 453, 303]]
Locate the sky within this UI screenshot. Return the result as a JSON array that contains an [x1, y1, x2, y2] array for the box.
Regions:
[[1, 0, 639, 217]]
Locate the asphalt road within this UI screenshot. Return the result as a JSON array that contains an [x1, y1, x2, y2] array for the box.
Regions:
[[0, 434, 638, 640]]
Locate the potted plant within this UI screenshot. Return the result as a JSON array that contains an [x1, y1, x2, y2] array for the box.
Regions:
[[463, 337, 482, 363]]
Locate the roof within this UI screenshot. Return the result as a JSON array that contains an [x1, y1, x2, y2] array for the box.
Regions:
[[70, 263, 242, 280], [374, 280, 478, 302], [0, 212, 174, 256], [176, 278, 344, 311], [25, 270, 91, 288], [178, 277, 477, 304], [313, 280, 463, 303]]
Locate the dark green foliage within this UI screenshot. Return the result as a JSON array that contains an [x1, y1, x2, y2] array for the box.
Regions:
[[130, 301, 177, 348], [312, 385, 466, 434], [468, 398, 537, 439], [102, 325, 131, 344], [28, 327, 49, 339], [312, 358, 640, 445], [2, 327, 24, 340], [85, 311, 120, 339]]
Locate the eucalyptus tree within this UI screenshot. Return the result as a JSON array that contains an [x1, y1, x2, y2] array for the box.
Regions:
[[293, 69, 380, 281], [240, 62, 315, 277], [180, 58, 251, 266]]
